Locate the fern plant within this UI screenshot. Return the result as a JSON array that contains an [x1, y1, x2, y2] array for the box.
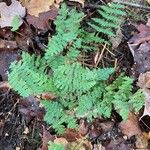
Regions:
[[8, 3, 144, 135], [48, 142, 65, 150], [89, 2, 126, 42]]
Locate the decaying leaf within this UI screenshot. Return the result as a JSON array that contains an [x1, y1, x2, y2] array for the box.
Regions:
[[26, 7, 58, 30], [119, 112, 142, 138], [0, 0, 25, 28], [54, 138, 68, 146], [135, 134, 148, 150], [137, 72, 150, 118], [23, 0, 55, 17], [128, 24, 150, 77], [0, 39, 17, 50], [69, 0, 85, 7], [38, 126, 55, 150]]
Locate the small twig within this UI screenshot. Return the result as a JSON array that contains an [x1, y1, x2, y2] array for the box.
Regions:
[[113, 0, 150, 11], [95, 44, 106, 67]]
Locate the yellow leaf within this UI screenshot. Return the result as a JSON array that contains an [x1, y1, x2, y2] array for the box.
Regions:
[[24, 0, 55, 17]]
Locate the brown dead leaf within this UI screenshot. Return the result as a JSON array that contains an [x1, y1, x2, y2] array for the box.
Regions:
[[69, 0, 85, 7], [128, 24, 150, 76], [0, 50, 19, 80], [0, 39, 17, 50], [79, 119, 88, 136], [38, 126, 55, 150], [0, 0, 25, 28], [63, 129, 81, 142], [119, 112, 142, 138], [54, 137, 68, 145], [26, 7, 58, 30], [135, 134, 148, 149], [138, 72, 150, 118], [105, 137, 131, 150], [24, 0, 55, 17]]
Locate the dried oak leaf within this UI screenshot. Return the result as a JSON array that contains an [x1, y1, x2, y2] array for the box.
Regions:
[[137, 72, 150, 118], [26, 7, 58, 30], [23, 0, 55, 17], [119, 112, 142, 138], [0, 0, 25, 28], [128, 24, 150, 76]]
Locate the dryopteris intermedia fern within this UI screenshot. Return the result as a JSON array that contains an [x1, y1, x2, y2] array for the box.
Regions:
[[8, 52, 55, 97], [8, 3, 144, 134], [89, 2, 126, 40]]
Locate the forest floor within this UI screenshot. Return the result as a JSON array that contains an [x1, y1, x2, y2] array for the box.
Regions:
[[0, 0, 150, 150]]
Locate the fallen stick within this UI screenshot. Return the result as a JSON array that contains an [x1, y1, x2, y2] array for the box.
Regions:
[[113, 0, 150, 11]]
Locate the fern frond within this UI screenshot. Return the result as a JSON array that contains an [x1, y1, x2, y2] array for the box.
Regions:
[[42, 100, 77, 134], [48, 142, 65, 150], [53, 62, 97, 94], [89, 2, 126, 42], [129, 89, 144, 113], [8, 52, 54, 97], [45, 4, 84, 59]]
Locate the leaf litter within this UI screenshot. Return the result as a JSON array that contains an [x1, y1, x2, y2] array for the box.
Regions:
[[0, 0, 150, 149], [0, 0, 25, 29]]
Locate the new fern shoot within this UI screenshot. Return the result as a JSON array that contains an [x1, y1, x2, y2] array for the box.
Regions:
[[8, 3, 144, 134]]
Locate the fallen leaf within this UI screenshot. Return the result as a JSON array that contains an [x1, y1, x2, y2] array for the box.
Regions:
[[79, 119, 88, 136], [146, 0, 150, 4], [38, 126, 55, 150], [105, 137, 132, 150], [135, 134, 148, 149], [119, 112, 142, 138], [54, 137, 68, 145], [0, 39, 17, 50], [66, 137, 92, 150], [24, 0, 55, 17], [99, 121, 114, 133], [69, 0, 85, 7], [128, 24, 150, 77], [0, 0, 25, 28], [26, 7, 58, 30], [19, 96, 45, 123], [63, 129, 81, 142], [0, 50, 19, 80], [137, 72, 150, 118]]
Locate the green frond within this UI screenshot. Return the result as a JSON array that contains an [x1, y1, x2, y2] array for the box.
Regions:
[[8, 52, 55, 97], [42, 100, 77, 135], [129, 89, 144, 113], [88, 23, 115, 36], [48, 142, 65, 150], [45, 4, 84, 59], [53, 62, 97, 94], [101, 4, 126, 15], [89, 2, 126, 41]]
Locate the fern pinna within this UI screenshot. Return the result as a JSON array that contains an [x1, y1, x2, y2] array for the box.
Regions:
[[8, 3, 144, 134], [89, 2, 126, 42]]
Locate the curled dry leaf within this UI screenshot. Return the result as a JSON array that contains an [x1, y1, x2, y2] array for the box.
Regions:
[[0, 0, 25, 28], [26, 7, 58, 30], [119, 112, 142, 138], [69, 0, 85, 7], [137, 72, 150, 118], [23, 0, 55, 17]]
